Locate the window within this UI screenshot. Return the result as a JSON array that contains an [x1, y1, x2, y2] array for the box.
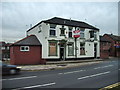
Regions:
[[1, 47, 5, 50], [60, 25, 65, 36], [68, 43, 74, 56], [80, 28, 85, 38], [20, 46, 29, 51], [49, 42, 57, 56], [68, 26, 73, 38], [94, 31, 97, 40], [50, 24, 56, 36], [80, 43, 85, 55], [7, 46, 9, 50], [90, 31, 94, 38]]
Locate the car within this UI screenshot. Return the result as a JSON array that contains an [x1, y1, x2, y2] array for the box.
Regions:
[[1, 61, 21, 75]]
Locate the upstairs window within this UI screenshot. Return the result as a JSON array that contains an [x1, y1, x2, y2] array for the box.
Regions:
[[50, 24, 56, 36], [68, 26, 73, 38], [80, 28, 85, 38], [89, 31, 94, 38], [60, 25, 65, 36], [20, 46, 29, 51], [94, 31, 97, 40], [80, 43, 85, 55]]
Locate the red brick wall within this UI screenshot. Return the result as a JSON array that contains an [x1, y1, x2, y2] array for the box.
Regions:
[[10, 46, 46, 65], [100, 51, 109, 59], [103, 35, 116, 57], [116, 48, 120, 57], [100, 42, 110, 59]]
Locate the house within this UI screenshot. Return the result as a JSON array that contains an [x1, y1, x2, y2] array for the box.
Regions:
[[26, 17, 100, 61], [0, 42, 11, 61], [103, 34, 120, 57], [100, 36, 111, 59], [10, 35, 46, 65]]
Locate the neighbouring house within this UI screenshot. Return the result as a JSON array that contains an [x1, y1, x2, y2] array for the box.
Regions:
[[100, 36, 111, 59], [103, 34, 120, 57], [10, 35, 46, 65], [0, 42, 11, 61], [26, 17, 100, 61]]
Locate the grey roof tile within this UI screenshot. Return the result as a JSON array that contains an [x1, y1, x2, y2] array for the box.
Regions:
[[11, 35, 41, 46], [27, 17, 99, 32]]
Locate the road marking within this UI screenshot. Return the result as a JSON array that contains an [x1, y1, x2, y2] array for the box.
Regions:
[[58, 70, 85, 75], [94, 65, 113, 70], [78, 71, 110, 80], [94, 67, 101, 69], [13, 82, 56, 90], [2, 76, 37, 81], [102, 65, 113, 68]]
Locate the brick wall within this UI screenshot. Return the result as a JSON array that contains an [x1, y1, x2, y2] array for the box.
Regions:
[[10, 46, 46, 65]]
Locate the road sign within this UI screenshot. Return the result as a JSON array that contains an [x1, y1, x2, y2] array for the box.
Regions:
[[73, 30, 80, 38]]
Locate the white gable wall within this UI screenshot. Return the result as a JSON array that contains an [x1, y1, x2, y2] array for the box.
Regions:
[[27, 22, 100, 59]]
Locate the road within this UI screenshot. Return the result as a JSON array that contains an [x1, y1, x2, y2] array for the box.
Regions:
[[2, 58, 120, 89]]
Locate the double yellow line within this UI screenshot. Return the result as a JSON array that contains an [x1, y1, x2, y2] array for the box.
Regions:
[[99, 82, 120, 90]]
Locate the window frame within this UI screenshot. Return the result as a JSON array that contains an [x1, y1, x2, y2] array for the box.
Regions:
[[68, 42, 74, 56], [94, 31, 97, 40], [20, 46, 30, 52], [60, 25, 66, 36], [80, 43, 85, 55], [49, 24, 56, 36], [48, 41, 58, 56], [68, 26, 73, 38], [80, 29, 85, 39], [89, 31, 94, 38]]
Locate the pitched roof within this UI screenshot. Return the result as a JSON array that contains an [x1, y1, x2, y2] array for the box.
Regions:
[[27, 17, 99, 32], [11, 35, 41, 46], [0, 42, 6, 47], [100, 36, 111, 42], [0, 42, 12, 47], [104, 34, 120, 41]]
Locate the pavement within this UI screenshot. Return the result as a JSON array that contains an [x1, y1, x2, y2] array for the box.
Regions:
[[19, 58, 105, 71]]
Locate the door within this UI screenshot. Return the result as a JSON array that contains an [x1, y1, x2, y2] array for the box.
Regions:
[[60, 44, 64, 60], [94, 44, 97, 58]]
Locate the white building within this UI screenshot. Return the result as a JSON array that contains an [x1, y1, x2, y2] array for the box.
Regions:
[[27, 17, 100, 60]]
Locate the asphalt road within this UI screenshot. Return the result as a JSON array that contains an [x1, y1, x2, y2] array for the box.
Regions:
[[2, 58, 120, 89]]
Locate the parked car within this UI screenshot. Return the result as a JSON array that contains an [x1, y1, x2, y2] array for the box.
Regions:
[[1, 61, 21, 75]]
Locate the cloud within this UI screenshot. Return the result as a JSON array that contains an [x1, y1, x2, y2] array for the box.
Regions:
[[1, 2, 118, 42]]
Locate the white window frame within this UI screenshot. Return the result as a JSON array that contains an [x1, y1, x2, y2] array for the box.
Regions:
[[80, 30, 84, 38], [49, 24, 56, 36], [94, 31, 97, 40], [50, 28, 56, 36], [1, 47, 5, 50], [20, 46, 30, 51]]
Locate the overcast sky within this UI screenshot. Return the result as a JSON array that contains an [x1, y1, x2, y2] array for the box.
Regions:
[[1, 1, 118, 43]]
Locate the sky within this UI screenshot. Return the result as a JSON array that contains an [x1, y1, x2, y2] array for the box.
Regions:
[[0, 1, 119, 43]]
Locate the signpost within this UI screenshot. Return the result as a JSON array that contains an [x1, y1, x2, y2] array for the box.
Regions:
[[73, 29, 80, 59]]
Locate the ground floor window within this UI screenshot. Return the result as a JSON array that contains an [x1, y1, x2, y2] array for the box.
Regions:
[[49, 41, 57, 56], [80, 43, 85, 55], [68, 43, 74, 56]]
